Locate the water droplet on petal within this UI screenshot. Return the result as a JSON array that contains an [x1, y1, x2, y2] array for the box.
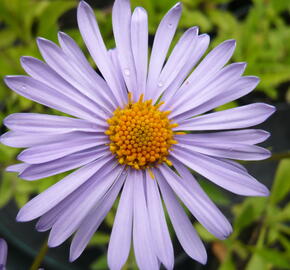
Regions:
[[124, 68, 130, 76], [21, 85, 26, 91], [168, 23, 173, 29], [158, 81, 163, 87]]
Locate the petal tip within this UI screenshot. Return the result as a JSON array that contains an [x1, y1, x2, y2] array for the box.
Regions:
[[170, 2, 182, 13]]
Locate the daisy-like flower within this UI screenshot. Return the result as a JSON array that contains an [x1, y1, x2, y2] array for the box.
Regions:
[[0, 238, 8, 270], [1, 0, 275, 269]]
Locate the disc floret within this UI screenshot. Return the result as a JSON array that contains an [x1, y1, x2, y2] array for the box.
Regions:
[[105, 94, 178, 170]]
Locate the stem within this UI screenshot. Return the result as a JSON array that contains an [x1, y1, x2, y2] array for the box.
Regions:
[[29, 240, 48, 270]]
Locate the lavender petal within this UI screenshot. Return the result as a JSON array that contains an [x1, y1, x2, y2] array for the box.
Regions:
[[107, 171, 134, 270], [16, 156, 113, 222], [172, 145, 270, 196]]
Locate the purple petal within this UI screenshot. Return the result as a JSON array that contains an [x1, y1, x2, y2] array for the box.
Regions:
[[108, 171, 134, 270], [171, 145, 270, 196], [157, 172, 207, 264], [70, 172, 126, 262], [176, 103, 276, 131], [4, 75, 103, 123], [57, 31, 118, 109], [77, 1, 126, 106], [221, 158, 248, 173], [6, 163, 28, 173], [4, 113, 105, 134], [154, 27, 199, 101], [16, 156, 113, 222], [176, 129, 270, 145], [168, 39, 236, 110], [20, 146, 108, 180], [0, 238, 8, 266], [162, 34, 210, 108], [17, 133, 108, 164], [108, 48, 128, 102], [112, 0, 138, 95], [146, 171, 174, 270], [170, 62, 246, 118], [132, 170, 159, 270], [158, 164, 232, 240], [1, 131, 103, 148], [145, 3, 182, 100], [34, 159, 116, 232], [131, 7, 148, 98], [48, 165, 123, 247], [175, 76, 260, 121], [177, 136, 271, 161], [21, 54, 112, 116]]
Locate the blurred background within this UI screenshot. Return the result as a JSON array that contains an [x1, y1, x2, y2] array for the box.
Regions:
[[0, 0, 290, 269]]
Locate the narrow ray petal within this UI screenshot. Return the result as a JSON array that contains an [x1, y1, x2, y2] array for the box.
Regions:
[[158, 165, 232, 239], [4, 76, 102, 123], [131, 7, 148, 97], [170, 39, 236, 107], [4, 113, 105, 134], [176, 103, 276, 131], [113, 0, 137, 95], [0, 239, 8, 266], [170, 62, 246, 117], [6, 163, 29, 173], [57, 31, 118, 109], [48, 166, 123, 247], [175, 76, 260, 121], [21, 54, 113, 115], [1, 131, 103, 148], [146, 171, 174, 270], [146, 3, 182, 100], [20, 146, 108, 180], [172, 145, 269, 196], [133, 170, 159, 270], [16, 156, 113, 222], [70, 172, 126, 262], [157, 172, 207, 264], [35, 159, 119, 232], [178, 141, 271, 160], [153, 27, 199, 101], [77, 1, 125, 106], [17, 133, 108, 164], [108, 172, 134, 270], [162, 34, 210, 108], [176, 129, 270, 145]]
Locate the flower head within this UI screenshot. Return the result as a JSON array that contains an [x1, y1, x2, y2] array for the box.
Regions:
[[1, 0, 275, 269]]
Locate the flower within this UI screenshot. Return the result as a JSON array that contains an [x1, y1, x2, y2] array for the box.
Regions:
[[1, 0, 275, 269], [0, 238, 8, 269]]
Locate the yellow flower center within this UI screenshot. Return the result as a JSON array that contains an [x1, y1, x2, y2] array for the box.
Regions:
[[105, 93, 179, 170]]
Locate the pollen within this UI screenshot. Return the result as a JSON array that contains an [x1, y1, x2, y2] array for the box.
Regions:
[[105, 93, 178, 170]]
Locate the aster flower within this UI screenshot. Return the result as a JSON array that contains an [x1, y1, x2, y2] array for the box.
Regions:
[[0, 238, 8, 270], [1, 0, 275, 269]]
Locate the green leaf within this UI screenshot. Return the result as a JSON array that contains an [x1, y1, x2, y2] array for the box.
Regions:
[[270, 159, 290, 205], [251, 248, 290, 269], [0, 172, 14, 207], [37, 1, 77, 40], [89, 232, 110, 246], [219, 253, 236, 270], [90, 255, 108, 270], [233, 197, 267, 232], [194, 222, 217, 242], [246, 254, 267, 270]]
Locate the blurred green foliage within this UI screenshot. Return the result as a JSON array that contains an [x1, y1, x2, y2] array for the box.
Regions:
[[0, 0, 290, 269]]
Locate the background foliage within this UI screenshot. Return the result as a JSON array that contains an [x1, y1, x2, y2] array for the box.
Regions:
[[0, 0, 290, 269]]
